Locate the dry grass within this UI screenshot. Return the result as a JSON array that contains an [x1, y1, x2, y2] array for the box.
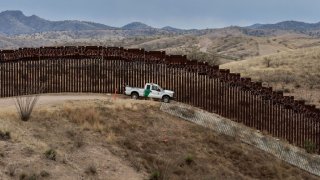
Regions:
[[128, 28, 320, 64], [0, 98, 318, 179], [0, 99, 146, 180], [63, 105, 105, 132], [59, 100, 318, 179], [221, 46, 320, 107]]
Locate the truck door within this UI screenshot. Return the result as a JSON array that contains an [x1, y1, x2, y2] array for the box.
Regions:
[[149, 85, 161, 98], [144, 84, 152, 97]]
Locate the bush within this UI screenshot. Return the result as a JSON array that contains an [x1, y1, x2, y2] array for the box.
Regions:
[[149, 171, 161, 180], [19, 173, 27, 180], [85, 165, 97, 175], [19, 173, 37, 180], [294, 84, 301, 88], [185, 155, 194, 165], [40, 170, 50, 177], [0, 131, 10, 141], [263, 57, 272, 68], [44, 149, 57, 161], [6, 164, 16, 177], [15, 94, 40, 121], [304, 140, 316, 154], [283, 88, 291, 93], [74, 136, 84, 148]]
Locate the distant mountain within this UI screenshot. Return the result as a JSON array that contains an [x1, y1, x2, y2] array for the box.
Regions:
[[247, 24, 264, 29], [0, 10, 193, 35], [3, 10, 320, 41], [0, 10, 117, 35], [161, 26, 185, 33], [121, 22, 154, 30], [248, 21, 320, 31]]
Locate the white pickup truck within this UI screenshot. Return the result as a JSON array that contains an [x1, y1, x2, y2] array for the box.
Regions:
[[124, 83, 174, 103]]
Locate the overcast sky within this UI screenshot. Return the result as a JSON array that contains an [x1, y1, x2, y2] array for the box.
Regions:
[[1, 0, 319, 29]]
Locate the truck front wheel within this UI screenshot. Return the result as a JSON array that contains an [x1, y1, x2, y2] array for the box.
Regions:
[[162, 95, 170, 103], [131, 92, 139, 100]]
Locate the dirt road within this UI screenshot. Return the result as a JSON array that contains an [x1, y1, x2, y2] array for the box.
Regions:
[[0, 93, 115, 108]]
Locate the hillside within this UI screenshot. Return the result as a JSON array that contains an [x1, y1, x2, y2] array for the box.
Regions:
[[125, 27, 320, 63], [2, 25, 320, 65], [221, 46, 320, 107], [0, 95, 318, 179], [0, 35, 51, 49]]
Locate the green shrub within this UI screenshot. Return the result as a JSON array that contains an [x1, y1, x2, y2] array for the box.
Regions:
[[149, 171, 160, 180], [44, 149, 57, 161], [185, 155, 194, 165], [304, 140, 316, 154]]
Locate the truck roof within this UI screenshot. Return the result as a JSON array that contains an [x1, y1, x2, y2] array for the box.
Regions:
[[146, 83, 159, 86]]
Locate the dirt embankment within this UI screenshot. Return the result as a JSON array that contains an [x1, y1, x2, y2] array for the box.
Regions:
[[0, 94, 318, 179]]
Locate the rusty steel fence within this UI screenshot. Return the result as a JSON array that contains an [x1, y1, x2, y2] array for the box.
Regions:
[[0, 46, 319, 153]]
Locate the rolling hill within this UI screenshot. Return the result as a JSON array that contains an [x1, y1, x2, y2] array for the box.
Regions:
[[221, 46, 320, 107], [3, 26, 320, 65]]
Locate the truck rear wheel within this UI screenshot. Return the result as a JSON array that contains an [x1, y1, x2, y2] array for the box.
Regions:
[[163, 95, 170, 103], [131, 92, 139, 100]]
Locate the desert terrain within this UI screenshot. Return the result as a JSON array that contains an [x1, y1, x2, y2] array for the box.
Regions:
[[221, 46, 320, 107], [1, 10, 320, 179], [0, 94, 318, 179]]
